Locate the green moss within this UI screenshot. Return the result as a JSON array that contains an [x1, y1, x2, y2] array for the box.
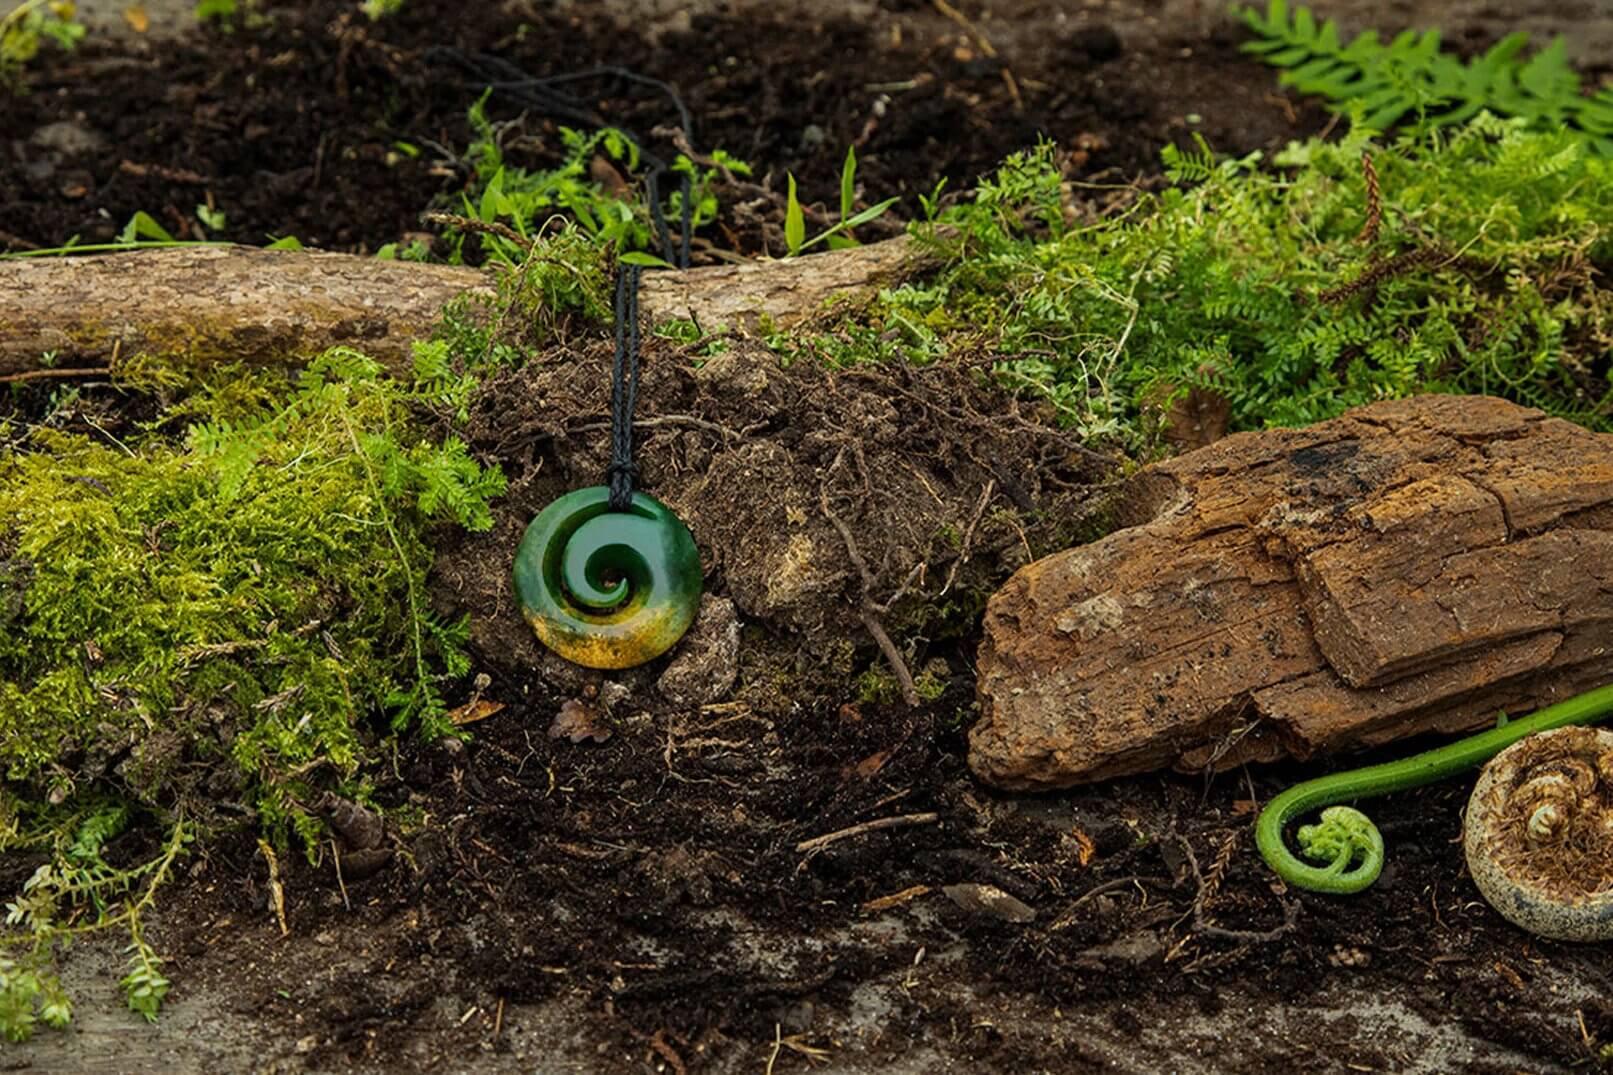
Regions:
[[0, 343, 508, 1038], [433, 227, 612, 369], [0, 347, 503, 836], [856, 661, 947, 705], [799, 116, 1613, 452]]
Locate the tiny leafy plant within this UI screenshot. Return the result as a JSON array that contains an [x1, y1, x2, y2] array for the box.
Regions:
[[0, 210, 238, 260], [441, 94, 752, 269], [192, 0, 237, 22], [1238, 1, 1613, 155], [0, 0, 82, 85], [781, 146, 900, 256]]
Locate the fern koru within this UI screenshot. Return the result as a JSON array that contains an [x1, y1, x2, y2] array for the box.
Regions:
[[1238, 1, 1613, 155]]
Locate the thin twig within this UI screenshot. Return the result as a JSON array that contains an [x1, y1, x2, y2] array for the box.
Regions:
[[940, 478, 995, 597], [1357, 150, 1381, 245], [859, 608, 920, 705], [0, 367, 112, 385], [931, 0, 1023, 110], [648, 1029, 688, 1075], [331, 839, 352, 912], [821, 484, 875, 591], [422, 211, 536, 253], [1047, 876, 1171, 931], [258, 839, 289, 937], [820, 449, 921, 705], [869, 562, 926, 615], [764, 1024, 783, 1075], [568, 414, 743, 440], [0, 228, 40, 251], [795, 812, 940, 854], [1174, 832, 1299, 944]]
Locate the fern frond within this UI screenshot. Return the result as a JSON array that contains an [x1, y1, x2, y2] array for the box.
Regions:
[[1237, 5, 1607, 154]]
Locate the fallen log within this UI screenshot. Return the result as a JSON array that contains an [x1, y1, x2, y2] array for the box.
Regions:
[[0, 236, 932, 377], [968, 395, 1613, 790]]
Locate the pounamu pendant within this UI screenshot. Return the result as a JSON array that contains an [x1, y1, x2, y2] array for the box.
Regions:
[[513, 486, 703, 670]]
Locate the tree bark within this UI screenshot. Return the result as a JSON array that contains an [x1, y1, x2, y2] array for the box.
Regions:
[[968, 395, 1613, 790], [0, 236, 932, 377]]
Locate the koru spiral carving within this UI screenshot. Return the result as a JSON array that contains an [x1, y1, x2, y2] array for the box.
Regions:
[[513, 486, 702, 670]]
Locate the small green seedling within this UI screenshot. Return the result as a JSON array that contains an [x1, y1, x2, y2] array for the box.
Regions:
[[782, 146, 899, 257], [1, 0, 84, 85]]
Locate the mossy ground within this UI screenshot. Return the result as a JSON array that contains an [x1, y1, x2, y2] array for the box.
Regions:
[[2, 107, 1612, 1054], [816, 114, 1613, 453], [0, 347, 504, 1032]]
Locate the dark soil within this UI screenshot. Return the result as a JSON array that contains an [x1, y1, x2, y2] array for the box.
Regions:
[[118, 710, 1613, 1072], [6, 1, 1613, 1073], [0, 0, 1323, 257], [435, 335, 1110, 668]]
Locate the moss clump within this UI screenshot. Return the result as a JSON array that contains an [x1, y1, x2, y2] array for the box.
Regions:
[[816, 114, 1613, 452], [433, 225, 613, 368], [0, 344, 504, 1039], [0, 346, 504, 839]]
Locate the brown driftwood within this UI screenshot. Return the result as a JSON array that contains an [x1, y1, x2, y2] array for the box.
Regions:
[[0, 236, 932, 377], [0, 247, 492, 378], [968, 395, 1613, 790]]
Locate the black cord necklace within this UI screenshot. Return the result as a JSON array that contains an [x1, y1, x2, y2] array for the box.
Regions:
[[434, 52, 704, 668]]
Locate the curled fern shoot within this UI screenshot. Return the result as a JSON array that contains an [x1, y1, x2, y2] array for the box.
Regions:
[[1257, 682, 1613, 894]]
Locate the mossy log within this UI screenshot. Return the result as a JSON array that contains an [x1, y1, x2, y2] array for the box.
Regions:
[[0, 237, 931, 377]]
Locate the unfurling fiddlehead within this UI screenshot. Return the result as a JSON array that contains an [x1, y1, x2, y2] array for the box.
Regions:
[[513, 486, 702, 670], [1464, 725, 1613, 941], [1256, 682, 1613, 894]]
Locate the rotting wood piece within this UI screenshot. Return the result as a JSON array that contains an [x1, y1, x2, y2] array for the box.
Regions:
[[0, 236, 933, 376], [0, 246, 493, 377], [968, 395, 1613, 790]]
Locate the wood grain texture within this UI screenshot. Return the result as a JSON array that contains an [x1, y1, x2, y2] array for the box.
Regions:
[[0, 237, 934, 375], [969, 395, 1613, 789], [0, 246, 494, 375]]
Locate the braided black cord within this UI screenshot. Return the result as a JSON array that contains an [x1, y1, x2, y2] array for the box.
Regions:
[[428, 48, 696, 513], [607, 264, 643, 510]]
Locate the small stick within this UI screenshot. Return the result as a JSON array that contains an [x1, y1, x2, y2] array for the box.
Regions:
[[257, 839, 289, 937], [1200, 829, 1240, 914], [795, 812, 940, 854], [1175, 832, 1299, 943], [0, 366, 112, 385], [421, 211, 535, 254], [940, 478, 995, 597], [860, 608, 921, 706], [764, 1025, 783, 1075], [931, 0, 1023, 110], [1357, 150, 1381, 245], [494, 997, 505, 1039], [331, 839, 351, 912], [648, 1030, 688, 1075], [820, 450, 921, 705], [1048, 876, 1170, 931], [0, 228, 40, 251], [861, 884, 933, 913]]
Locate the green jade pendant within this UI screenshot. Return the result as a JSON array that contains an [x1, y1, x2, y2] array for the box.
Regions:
[[513, 486, 703, 670]]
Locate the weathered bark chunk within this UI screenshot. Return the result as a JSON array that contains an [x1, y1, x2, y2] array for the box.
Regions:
[[969, 395, 1613, 790]]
